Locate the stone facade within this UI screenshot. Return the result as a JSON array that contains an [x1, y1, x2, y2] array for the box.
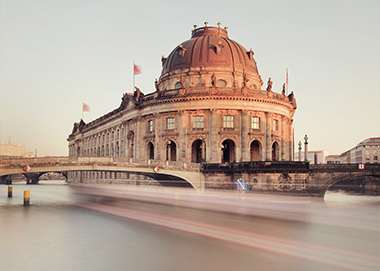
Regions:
[[67, 25, 297, 183]]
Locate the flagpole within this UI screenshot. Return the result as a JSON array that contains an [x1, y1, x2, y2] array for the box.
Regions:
[[133, 60, 135, 92], [286, 68, 289, 95], [82, 103, 84, 120]]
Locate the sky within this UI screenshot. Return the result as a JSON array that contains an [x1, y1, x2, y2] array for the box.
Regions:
[[0, 0, 379, 157]]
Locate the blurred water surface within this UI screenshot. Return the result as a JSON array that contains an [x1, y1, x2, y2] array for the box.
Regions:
[[0, 181, 379, 271]]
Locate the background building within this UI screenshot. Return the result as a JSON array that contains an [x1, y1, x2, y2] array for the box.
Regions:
[[67, 24, 297, 183], [294, 150, 329, 164], [340, 137, 380, 164], [0, 138, 34, 158]]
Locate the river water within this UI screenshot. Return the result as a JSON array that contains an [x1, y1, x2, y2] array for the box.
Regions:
[[0, 181, 379, 271]]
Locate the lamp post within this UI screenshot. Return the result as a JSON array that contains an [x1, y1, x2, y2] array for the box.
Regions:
[[298, 141, 302, 162], [304, 135, 308, 162], [201, 134, 205, 163], [167, 140, 172, 161]]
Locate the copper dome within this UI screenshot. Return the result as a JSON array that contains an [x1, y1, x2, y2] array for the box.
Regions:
[[159, 25, 263, 91], [162, 26, 259, 74]]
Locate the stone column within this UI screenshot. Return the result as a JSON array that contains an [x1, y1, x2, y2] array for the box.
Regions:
[[289, 120, 293, 161], [304, 135, 308, 162], [281, 116, 285, 161], [178, 111, 186, 162], [209, 109, 219, 163], [240, 110, 249, 162], [265, 112, 272, 161], [155, 114, 161, 160], [136, 115, 142, 159]]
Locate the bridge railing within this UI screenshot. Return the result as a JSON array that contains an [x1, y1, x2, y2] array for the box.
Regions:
[[310, 163, 380, 172], [0, 156, 202, 171]]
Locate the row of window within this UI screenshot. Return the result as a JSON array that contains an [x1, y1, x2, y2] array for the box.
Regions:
[[157, 116, 279, 131]]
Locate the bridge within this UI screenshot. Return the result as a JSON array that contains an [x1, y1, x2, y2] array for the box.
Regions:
[[0, 156, 204, 189], [1, 157, 379, 196]]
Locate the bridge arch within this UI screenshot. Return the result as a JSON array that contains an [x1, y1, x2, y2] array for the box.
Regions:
[[319, 173, 380, 197]]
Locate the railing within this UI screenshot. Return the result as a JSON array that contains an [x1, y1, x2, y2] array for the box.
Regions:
[[157, 87, 292, 102], [0, 156, 201, 171], [310, 163, 380, 172], [202, 161, 380, 173]]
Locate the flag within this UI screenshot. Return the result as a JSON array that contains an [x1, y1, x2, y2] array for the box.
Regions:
[[134, 64, 142, 75], [83, 103, 90, 112], [286, 68, 289, 91]]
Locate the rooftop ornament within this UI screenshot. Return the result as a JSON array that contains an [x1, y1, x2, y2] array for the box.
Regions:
[[204, 21, 208, 26], [217, 21, 221, 28]]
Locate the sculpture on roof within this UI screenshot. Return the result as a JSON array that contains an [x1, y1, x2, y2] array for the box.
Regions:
[[266, 78, 273, 91]]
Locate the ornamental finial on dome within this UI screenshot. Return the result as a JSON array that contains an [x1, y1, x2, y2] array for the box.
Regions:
[[217, 22, 221, 28], [193, 24, 197, 30], [204, 21, 208, 26]]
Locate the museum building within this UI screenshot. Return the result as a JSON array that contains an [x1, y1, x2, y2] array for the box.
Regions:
[[68, 24, 297, 181]]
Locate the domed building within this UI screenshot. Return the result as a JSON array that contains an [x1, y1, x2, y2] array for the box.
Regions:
[[68, 24, 297, 177]]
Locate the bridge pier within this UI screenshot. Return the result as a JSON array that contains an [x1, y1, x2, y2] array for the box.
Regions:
[[23, 173, 41, 184], [0, 175, 12, 185]]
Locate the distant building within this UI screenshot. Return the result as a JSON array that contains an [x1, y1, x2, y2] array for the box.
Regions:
[[294, 150, 329, 164], [340, 137, 380, 164], [326, 155, 340, 164], [0, 139, 34, 158]]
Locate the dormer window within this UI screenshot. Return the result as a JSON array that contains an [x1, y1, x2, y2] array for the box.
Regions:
[[217, 41, 223, 54], [247, 48, 254, 59], [178, 44, 186, 57]]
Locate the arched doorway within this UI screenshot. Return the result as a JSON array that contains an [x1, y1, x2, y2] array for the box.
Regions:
[[166, 140, 177, 161], [147, 142, 154, 159], [272, 141, 279, 161], [191, 139, 205, 163], [221, 139, 235, 163], [250, 140, 261, 161]]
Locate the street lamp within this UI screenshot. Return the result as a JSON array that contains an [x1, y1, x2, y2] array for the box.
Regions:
[[201, 134, 205, 163], [167, 140, 172, 161]]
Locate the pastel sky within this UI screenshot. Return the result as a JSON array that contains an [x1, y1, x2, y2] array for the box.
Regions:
[[1, 0, 379, 157]]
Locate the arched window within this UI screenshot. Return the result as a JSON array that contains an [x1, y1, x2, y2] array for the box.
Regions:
[[272, 142, 279, 161], [221, 139, 235, 163], [147, 142, 154, 160], [250, 140, 261, 161], [191, 139, 205, 163], [166, 140, 177, 161]]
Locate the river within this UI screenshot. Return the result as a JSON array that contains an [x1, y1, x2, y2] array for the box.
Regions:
[[0, 181, 379, 271]]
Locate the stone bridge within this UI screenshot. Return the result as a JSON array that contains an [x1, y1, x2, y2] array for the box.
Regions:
[[0, 157, 204, 189], [1, 157, 379, 196], [202, 161, 380, 196]]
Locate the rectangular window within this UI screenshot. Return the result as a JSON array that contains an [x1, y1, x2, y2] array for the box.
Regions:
[[223, 115, 234, 128], [148, 120, 153, 132], [193, 116, 204, 128], [166, 117, 175, 130], [273, 119, 279, 131], [251, 116, 260, 129]]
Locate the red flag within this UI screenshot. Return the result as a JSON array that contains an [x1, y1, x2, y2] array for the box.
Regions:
[[83, 103, 90, 112], [286, 68, 289, 90], [134, 64, 142, 75]]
